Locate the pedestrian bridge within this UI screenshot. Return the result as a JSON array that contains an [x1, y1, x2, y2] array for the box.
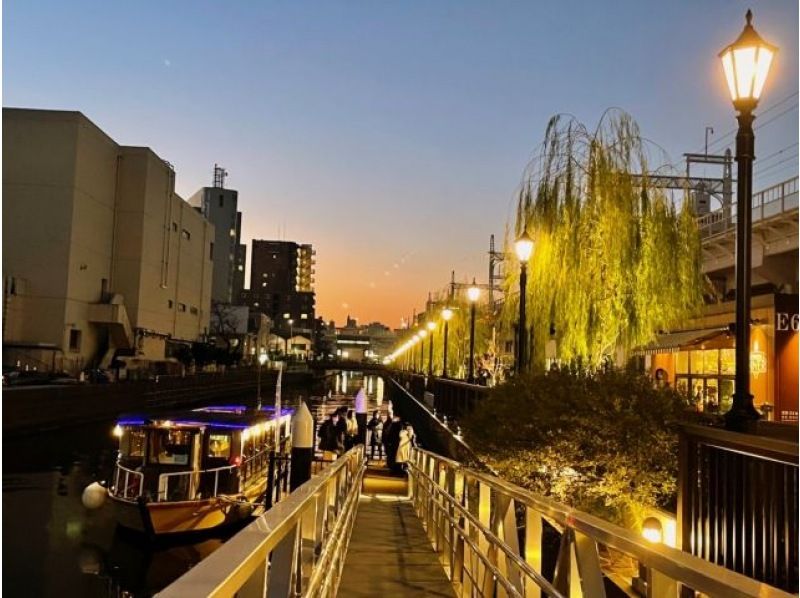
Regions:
[[157, 447, 791, 598]]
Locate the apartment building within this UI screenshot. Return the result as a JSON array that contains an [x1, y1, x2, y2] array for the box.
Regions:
[[2, 108, 214, 375]]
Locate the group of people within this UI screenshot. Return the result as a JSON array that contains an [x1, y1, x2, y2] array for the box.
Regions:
[[317, 405, 415, 474]]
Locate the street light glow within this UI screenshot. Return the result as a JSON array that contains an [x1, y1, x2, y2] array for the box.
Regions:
[[515, 230, 535, 263], [442, 307, 453, 321], [258, 353, 268, 365], [467, 282, 480, 303], [419, 329, 428, 339], [719, 11, 776, 106], [426, 321, 436, 332]]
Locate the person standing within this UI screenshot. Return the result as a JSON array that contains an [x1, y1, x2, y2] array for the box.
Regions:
[[395, 424, 413, 474], [344, 409, 358, 450], [366, 410, 383, 460], [317, 412, 344, 460], [384, 415, 402, 471]]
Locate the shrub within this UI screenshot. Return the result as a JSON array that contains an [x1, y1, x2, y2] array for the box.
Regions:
[[461, 367, 692, 526]]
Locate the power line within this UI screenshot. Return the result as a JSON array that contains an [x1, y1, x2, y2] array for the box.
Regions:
[[753, 154, 799, 178], [754, 142, 799, 168], [700, 91, 799, 154]]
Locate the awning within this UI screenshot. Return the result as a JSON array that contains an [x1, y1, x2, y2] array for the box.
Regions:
[[636, 327, 729, 355]]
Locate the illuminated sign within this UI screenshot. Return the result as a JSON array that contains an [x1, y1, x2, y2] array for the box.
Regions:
[[776, 312, 799, 332]]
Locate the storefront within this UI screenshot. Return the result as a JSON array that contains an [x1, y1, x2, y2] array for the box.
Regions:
[[641, 293, 798, 422]]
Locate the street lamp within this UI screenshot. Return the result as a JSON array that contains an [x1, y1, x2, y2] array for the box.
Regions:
[[256, 352, 268, 410], [515, 231, 534, 373], [719, 10, 776, 432], [441, 307, 453, 377], [418, 329, 427, 373], [467, 280, 480, 383], [426, 321, 436, 376]]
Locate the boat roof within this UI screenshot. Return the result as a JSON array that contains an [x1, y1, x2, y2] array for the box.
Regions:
[[116, 405, 295, 430]]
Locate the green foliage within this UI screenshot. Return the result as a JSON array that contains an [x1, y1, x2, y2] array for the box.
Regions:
[[503, 110, 704, 367], [461, 367, 692, 525]]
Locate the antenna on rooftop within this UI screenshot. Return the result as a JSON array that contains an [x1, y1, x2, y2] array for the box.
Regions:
[[213, 164, 228, 189]]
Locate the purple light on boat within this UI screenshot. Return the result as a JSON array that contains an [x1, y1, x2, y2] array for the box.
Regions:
[[117, 419, 146, 426]]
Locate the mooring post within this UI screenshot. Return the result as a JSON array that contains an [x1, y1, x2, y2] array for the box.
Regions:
[[290, 401, 314, 491]]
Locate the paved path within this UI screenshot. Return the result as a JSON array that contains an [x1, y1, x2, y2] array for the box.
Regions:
[[338, 496, 456, 597]]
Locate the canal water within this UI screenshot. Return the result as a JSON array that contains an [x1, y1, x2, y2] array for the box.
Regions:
[[2, 371, 384, 597]]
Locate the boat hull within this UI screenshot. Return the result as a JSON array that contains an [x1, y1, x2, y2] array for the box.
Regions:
[[110, 479, 265, 537]]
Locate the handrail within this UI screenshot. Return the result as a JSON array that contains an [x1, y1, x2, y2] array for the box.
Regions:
[[697, 175, 798, 238], [156, 446, 365, 598], [408, 447, 795, 598], [111, 462, 144, 500]]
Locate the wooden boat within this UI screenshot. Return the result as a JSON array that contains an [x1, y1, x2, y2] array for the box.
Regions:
[[107, 405, 292, 537]]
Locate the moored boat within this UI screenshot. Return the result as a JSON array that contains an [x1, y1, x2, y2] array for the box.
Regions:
[[107, 405, 292, 537]]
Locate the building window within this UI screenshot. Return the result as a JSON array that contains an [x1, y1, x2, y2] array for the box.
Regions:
[[69, 329, 82, 352], [168, 300, 174, 309], [219, 194, 224, 207], [238, 265, 244, 271], [301, 313, 308, 320], [190, 306, 198, 315], [181, 229, 191, 240], [178, 303, 187, 312], [262, 273, 267, 278], [172, 222, 178, 232], [253, 302, 259, 307], [209, 242, 214, 260], [261, 282, 267, 287]]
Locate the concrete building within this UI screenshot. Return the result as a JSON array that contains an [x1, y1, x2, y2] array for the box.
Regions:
[[240, 240, 316, 337], [188, 166, 244, 304], [3, 108, 214, 375]]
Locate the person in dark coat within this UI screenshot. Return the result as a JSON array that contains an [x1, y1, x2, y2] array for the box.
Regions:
[[317, 412, 344, 458], [366, 410, 383, 460], [384, 415, 402, 471]]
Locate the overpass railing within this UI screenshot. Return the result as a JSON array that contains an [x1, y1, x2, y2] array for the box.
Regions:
[[697, 176, 798, 239], [157, 446, 365, 598], [391, 371, 490, 419], [408, 447, 794, 598]]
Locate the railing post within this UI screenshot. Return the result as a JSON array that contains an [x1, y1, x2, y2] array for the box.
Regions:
[[265, 450, 276, 510], [266, 522, 299, 598]]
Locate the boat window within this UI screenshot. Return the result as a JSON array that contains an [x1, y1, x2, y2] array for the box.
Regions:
[[121, 429, 146, 458], [208, 433, 231, 459], [148, 429, 193, 465]]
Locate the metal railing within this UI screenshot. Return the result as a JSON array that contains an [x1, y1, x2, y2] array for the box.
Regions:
[[697, 176, 798, 239], [156, 446, 365, 598], [408, 447, 795, 598], [111, 463, 144, 500], [678, 424, 799, 592]]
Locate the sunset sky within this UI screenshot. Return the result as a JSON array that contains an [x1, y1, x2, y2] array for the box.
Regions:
[[5, 1, 798, 327]]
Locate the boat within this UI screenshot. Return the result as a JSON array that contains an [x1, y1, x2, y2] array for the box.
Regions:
[[106, 404, 292, 537]]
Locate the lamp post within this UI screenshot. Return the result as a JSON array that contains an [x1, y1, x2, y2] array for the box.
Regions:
[[514, 231, 535, 373], [719, 10, 776, 432], [467, 280, 480, 383], [418, 329, 427, 373], [441, 307, 453, 377], [426, 321, 436, 376], [256, 352, 268, 410]]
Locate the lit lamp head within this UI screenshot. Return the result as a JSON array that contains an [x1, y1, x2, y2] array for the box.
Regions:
[[719, 10, 777, 112], [442, 307, 453, 321], [419, 329, 428, 339], [641, 517, 664, 544], [467, 279, 481, 303], [515, 230, 535, 263], [426, 321, 436, 332], [258, 353, 268, 366]]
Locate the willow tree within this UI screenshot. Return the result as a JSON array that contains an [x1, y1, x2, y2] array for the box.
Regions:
[[502, 110, 704, 367]]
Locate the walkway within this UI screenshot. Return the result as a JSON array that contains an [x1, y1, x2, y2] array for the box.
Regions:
[[338, 495, 456, 598]]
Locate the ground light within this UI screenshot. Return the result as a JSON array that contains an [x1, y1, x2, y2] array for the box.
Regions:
[[719, 10, 776, 432]]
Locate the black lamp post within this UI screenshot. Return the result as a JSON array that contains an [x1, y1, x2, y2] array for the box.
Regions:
[[719, 10, 776, 432], [418, 330, 426, 373], [514, 231, 534, 373], [467, 279, 480, 383], [441, 307, 453, 377], [426, 321, 436, 376]]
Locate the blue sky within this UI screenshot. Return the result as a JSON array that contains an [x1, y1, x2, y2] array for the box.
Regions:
[[4, 0, 798, 325]]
